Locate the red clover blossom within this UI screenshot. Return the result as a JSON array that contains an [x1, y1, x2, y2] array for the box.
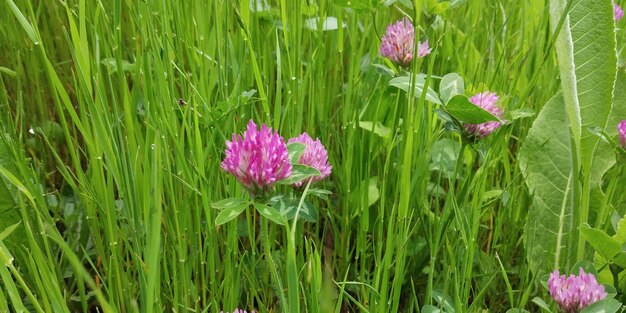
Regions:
[[548, 268, 607, 313], [380, 17, 431, 67], [618, 120, 626, 148], [288, 132, 332, 187], [615, 1, 624, 21], [463, 91, 504, 138], [221, 120, 292, 195]]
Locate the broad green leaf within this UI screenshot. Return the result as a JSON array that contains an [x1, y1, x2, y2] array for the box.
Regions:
[[432, 289, 455, 313], [389, 75, 442, 105], [509, 108, 536, 120], [287, 142, 306, 164], [445, 94, 500, 124], [439, 73, 464, 105], [211, 198, 248, 210], [520, 93, 575, 273], [568, 260, 598, 276], [531, 297, 552, 312], [551, 0, 616, 168], [579, 224, 621, 261], [579, 298, 622, 313], [214, 203, 248, 226], [550, 0, 617, 262], [522, 0, 617, 274], [268, 195, 318, 222], [429, 138, 461, 179], [421, 305, 442, 313], [253, 202, 286, 225], [359, 121, 391, 139], [279, 164, 321, 185]]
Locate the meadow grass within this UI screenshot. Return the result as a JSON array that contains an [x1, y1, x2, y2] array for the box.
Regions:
[[0, 0, 621, 312]]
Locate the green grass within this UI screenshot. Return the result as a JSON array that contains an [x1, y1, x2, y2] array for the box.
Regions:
[[0, 0, 622, 312]]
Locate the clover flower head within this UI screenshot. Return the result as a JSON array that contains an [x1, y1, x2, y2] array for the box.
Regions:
[[220, 309, 256, 313], [221, 120, 292, 195], [288, 132, 332, 187], [618, 120, 626, 148], [463, 91, 505, 138], [615, 2, 624, 21], [548, 268, 607, 313], [380, 17, 430, 67]]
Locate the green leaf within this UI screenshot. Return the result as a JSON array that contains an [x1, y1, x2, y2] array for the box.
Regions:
[[389, 75, 442, 105], [0, 222, 21, 242], [253, 202, 286, 225], [429, 138, 461, 179], [279, 164, 321, 185], [579, 298, 622, 313], [519, 93, 575, 273], [0, 136, 22, 247], [421, 305, 442, 313], [509, 108, 536, 120], [531, 297, 552, 312], [568, 260, 598, 276], [445, 94, 500, 124], [269, 195, 318, 222], [359, 121, 391, 139], [432, 289, 455, 313], [214, 203, 248, 226], [544, 0, 618, 273], [551, 0, 616, 176], [439, 73, 464, 105], [211, 198, 248, 210], [579, 224, 621, 261], [287, 142, 306, 164], [334, 0, 380, 12]]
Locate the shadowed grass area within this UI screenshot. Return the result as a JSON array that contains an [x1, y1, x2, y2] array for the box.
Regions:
[[1, 0, 623, 312]]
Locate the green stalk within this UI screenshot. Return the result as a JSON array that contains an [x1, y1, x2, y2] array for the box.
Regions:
[[261, 216, 288, 312]]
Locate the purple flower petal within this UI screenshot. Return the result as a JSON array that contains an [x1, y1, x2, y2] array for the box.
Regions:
[[380, 17, 430, 67], [548, 268, 607, 312], [221, 120, 292, 195], [463, 91, 505, 138], [287, 132, 332, 187]]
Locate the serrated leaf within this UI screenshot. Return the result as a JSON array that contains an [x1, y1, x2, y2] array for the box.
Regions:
[[439, 73, 464, 105], [214, 203, 248, 226], [445, 94, 500, 124], [389, 75, 442, 105], [211, 198, 249, 210], [287, 142, 306, 164], [253, 202, 286, 225]]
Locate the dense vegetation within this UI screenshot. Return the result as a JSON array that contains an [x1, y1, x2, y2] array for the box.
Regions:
[[1, 0, 626, 312]]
